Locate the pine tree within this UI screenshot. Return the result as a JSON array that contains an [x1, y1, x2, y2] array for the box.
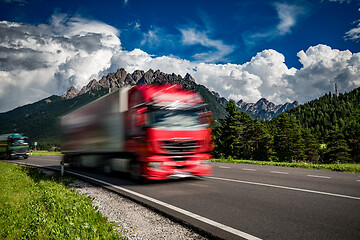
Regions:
[[301, 128, 319, 162], [214, 100, 245, 159], [324, 130, 351, 163], [273, 113, 305, 162], [343, 121, 360, 162]]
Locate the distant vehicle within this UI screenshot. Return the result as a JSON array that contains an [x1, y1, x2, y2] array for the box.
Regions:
[[61, 84, 213, 180], [0, 133, 30, 159]]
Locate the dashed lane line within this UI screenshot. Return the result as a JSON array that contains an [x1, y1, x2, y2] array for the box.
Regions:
[[270, 171, 289, 175], [218, 166, 231, 169], [242, 168, 257, 171], [207, 176, 360, 201], [307, 175, 331, 179]]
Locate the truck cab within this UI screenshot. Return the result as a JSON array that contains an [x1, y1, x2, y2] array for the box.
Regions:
[[125, 84, 213, 180], [0, 133, 30, 159]]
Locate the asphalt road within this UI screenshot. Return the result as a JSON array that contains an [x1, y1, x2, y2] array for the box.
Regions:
[[6, 156, 360, 240]]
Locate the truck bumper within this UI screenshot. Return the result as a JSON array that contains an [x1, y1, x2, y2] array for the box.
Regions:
[[143, 153, 212, 180]]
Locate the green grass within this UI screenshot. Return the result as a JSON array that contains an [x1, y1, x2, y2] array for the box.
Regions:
[[0, 161, 126, 239], [30, 150, 63, 156], [210, 159, 360, 174]]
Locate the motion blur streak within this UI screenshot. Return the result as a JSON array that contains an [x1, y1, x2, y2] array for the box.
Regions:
[[61, 84, 213, 180]]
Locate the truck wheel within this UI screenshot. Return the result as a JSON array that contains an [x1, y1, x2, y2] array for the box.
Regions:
[[103, 164, 112, 175], [131, 161, 144, 183], [68, 156, 78, 169]]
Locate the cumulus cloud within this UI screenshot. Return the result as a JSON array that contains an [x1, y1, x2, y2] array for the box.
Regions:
[[111, 44, 359, 105], [0, 14, 121, 112], [289, 44, 360, 102], [0, 15, 359, 113]]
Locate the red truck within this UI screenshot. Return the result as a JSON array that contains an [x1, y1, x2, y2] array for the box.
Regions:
[[61, 84, 213, 180]]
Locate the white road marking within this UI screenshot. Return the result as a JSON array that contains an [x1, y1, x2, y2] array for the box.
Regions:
[[207, 176, 360, 201], [270, 171, 289, 175], [357, 180, 360, 182], [219, 166, 231, 169], [307, 175, 331, 179], [67, 171, 262, 240], [242, 168, 256, 171]]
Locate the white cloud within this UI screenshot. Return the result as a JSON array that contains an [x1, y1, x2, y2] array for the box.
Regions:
[[344, 20, 360, 42], [140, 27, 161, 47], [0, 15, 359, 113], [245, 3, 305, 46], [290, 44, 359, 102], [274, 3, 304, 35], [112, 44, 359, 105], [0, 15, 121, 112], [179, 27, 234, 62]]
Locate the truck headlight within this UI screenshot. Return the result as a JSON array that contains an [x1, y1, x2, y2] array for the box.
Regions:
[[148, 162, 162, 170]]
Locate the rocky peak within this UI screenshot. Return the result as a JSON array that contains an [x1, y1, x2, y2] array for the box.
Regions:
[[115, 68, 127, 80], [61, 68, 198, 99], [236, 98, 299, 120], [184, 73, 195, 82], [79, 79, 101, 95], [132, 70, 145, 82], [61, 86, 79, 99], [138, 69, 155, 84]]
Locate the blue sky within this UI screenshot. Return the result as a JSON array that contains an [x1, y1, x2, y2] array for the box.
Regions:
[[0, 0, 360, 112]]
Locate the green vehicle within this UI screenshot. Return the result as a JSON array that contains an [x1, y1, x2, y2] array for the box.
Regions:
[[0, 133, 30, 159]]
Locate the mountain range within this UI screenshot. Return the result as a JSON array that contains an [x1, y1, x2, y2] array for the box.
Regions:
[[62, 68, 299, 120], [0, 68, 300, 146], [236, 98, 299, 120], [210, 90, 299, 121], [61, 68, 196, 99]]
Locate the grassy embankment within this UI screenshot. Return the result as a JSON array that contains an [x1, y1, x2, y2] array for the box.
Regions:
[[30, 150, 63, 156], [0, 161, 126, 239], [210, 159, 360, 174]]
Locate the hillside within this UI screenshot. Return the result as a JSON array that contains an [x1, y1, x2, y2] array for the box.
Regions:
[[286, 87, 360, 141], [0, 88, 109, 148]]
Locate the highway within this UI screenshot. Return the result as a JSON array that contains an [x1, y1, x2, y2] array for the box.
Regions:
[[7, 156, 360, 240]]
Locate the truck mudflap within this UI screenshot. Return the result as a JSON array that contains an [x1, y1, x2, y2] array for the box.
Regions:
[[143, 154, 212, 180]]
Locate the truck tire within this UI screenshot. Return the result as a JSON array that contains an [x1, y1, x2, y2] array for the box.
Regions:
[[131, 161, 145, 183], [103, 164, 112, 175]]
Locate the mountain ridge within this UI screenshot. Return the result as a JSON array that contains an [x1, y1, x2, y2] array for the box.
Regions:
[[236, 98, 299, 120], [62, 68, 299, 120], [62, 68, 196, 99]]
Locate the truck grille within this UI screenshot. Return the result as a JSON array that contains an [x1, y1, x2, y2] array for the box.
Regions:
[[163, 140, 198, 153], [13, 147, 27, 154]]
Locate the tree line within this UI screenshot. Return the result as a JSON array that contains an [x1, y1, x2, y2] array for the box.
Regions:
[[213, 87, 360, 164]]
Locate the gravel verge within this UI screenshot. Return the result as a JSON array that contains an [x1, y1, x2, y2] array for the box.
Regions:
[[68, 179, 209, 240]]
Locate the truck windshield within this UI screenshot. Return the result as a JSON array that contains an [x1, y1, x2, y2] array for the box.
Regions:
[[11, 139, 29, 146], [149, 110, 209, 130]]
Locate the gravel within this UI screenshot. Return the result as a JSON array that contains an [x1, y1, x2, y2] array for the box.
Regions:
[[68, 179, 209, 240]]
